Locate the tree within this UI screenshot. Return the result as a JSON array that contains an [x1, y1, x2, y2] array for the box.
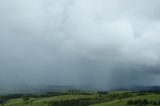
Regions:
[[23, 97, 30, 101], [127, 100, 134, 105]]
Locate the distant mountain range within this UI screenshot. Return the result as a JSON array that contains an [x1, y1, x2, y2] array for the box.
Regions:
[[132, 86, 160, 91], [113, 86, 160, 91], [0, 85, 89, 95], [1, 85, 160, 95]]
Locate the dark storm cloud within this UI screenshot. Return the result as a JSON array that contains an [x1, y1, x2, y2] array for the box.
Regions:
[[0, 0, 160, 89]]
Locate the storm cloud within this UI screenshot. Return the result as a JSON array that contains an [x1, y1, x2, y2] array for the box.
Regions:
[[0, 0, 160, 89]]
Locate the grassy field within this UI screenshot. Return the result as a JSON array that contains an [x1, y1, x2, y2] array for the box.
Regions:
[[0, 90, 160, 106], [90, 94, 160, 106], [1, 94, 98, 106]]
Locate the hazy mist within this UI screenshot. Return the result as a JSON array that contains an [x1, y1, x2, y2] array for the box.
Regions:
[[0, 0, 160, 90]]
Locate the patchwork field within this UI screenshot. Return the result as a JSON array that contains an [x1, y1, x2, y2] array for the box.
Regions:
[[90, 94, 160, 106], [0, 90, 160, 106]]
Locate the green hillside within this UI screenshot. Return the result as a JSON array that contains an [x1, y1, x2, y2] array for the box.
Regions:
[[1, 90, 160, 106], [1, 94, 97, 106], [90, 94, 160, 106]]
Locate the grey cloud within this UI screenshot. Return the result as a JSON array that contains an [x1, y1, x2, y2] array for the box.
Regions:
[[0, 0, 160, 89]]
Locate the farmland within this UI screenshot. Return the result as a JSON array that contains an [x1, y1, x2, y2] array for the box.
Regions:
[[0, 90, 160, 106]]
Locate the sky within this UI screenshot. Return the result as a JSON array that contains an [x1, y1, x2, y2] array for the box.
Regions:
[[0, 0, 160, 90]]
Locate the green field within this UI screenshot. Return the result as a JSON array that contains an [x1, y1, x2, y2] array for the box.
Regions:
[[90, 94, 160, 106], [0, 90, 160, 106], [0, 94, 98, 106]]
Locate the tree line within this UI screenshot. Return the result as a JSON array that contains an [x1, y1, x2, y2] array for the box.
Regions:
[[127, 99, 160, 106]]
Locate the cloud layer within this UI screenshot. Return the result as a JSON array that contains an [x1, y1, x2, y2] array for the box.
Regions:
[[0, 0, 160, 89]]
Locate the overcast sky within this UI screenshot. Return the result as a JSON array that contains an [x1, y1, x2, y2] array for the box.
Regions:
[[0, 0, 160, 89]]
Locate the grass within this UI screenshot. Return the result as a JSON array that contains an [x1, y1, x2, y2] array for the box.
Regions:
[[90, 94, 160, 106], [1, 91, 160, 106], [1, 94, 97, 106]]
